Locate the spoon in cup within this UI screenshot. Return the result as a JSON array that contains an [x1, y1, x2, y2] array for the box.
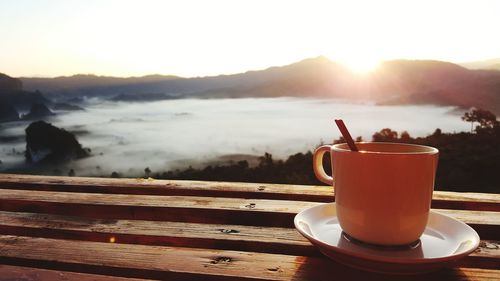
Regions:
[[334, 119, 359, 152]]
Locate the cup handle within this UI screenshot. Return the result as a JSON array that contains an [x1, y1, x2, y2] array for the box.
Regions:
[[313, 145, 334, 186]]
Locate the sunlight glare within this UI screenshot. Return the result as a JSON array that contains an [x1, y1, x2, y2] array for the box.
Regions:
[[1, 0, 500, 77], [338, 58, 382, 74]]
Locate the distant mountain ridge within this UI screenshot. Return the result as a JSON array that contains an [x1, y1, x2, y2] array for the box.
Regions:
[[24, 74, 181, 91], [20, 57, 352, 100], [0, 73, 23, 94], [11, 57, 500, 114], [371, 60, 500, 112], [0, 74, 50, 122], [460, 58, 500, 70]]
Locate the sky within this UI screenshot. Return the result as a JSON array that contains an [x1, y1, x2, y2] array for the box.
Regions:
[[1, 0, 500, 78]]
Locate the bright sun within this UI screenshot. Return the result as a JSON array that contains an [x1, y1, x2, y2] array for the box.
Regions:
[[338, 58, 382, 74]]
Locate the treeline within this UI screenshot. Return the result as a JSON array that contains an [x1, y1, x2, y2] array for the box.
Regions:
[[153, 108, 500, 193]]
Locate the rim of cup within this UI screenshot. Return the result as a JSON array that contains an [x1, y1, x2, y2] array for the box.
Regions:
[[332, 142, 439, 155]]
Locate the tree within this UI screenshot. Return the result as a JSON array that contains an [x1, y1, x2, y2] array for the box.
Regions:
[[258, 153, 273, 167], [144, 167, 152, 177], [333, 136, 345, 144], [432, 128, 442, 137], [400, 131, 411, 142], [372, 128, 398, 142], [333, 136, 362, 144], [462, 108, 499, 133]]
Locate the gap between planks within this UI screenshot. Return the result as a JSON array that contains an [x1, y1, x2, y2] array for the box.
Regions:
[[0, 235, 499, 281], [0, 174, 498, 211], [0, 211, 497, 269], [0, 189, 498, 238]]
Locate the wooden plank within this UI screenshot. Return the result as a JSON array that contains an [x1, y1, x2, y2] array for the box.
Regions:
[[0, 189, 498, 238], [0, 264, 151, 281], [432, 192, 500, 212], [439, 268, 500, 281], [0, 173, 333, 202], [0, 211, 315, 257], [437, 209, 500, 239], [461, 241, 500, 270], [0, 211, 497, 268], [0, 188, 316, 228], [0, 235, 499, 281], [1, 174, 498, 211]]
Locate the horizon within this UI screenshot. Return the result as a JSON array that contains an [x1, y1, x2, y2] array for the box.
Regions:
[[2, 0, 500, 78], [7, 56, 500, 80]]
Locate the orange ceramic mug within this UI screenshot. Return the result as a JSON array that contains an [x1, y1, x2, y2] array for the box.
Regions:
[[313, 142, 439, 246]]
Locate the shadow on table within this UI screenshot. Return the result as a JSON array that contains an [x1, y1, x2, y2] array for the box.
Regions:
[[293, 256, 471, 281]]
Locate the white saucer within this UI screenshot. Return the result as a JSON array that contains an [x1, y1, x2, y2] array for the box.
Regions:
[[294, 203, 480, 274]]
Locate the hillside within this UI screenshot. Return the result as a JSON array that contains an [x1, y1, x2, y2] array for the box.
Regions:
[[371, 60, 500, 112], [25, 74, 181, 90], [15, 57, 500, 114], [0, 73, 23, 94], [461, 58, 500, 70], [0, 73, 50, 114], [21, 57, 356, 100]]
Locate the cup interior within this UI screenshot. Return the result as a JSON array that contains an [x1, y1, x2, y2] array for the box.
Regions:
[[333, 142, 438, 154]]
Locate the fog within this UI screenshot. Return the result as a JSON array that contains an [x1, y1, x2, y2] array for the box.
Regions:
[[0, 97, 469, 176]]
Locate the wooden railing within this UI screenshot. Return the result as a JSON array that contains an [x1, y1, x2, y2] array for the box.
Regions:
[[0, 173, 498, 280]]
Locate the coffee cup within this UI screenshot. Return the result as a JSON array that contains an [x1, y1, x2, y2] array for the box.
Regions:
[[313, 142, 439, 246]]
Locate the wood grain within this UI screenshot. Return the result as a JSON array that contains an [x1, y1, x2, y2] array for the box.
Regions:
[[0, 211, 314, 256], [0, 173, 333, 202], [0, 188, 317, 228], [0, 174, 498, 211], [0, 174, 498, 280], [462, 241, 500, 270], [0, 189, 498, 237], [0, 235, 498, 281], [0, 264, 152, 281], [0, 211, 497, 269]]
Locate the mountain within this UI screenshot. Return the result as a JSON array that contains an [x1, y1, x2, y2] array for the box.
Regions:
[[22, 74, 184, 101], [22, 74, 180, 95], [22, 103, 55, 120], [461, 58, 500, 70], [15, 57, 500, 114], [21, 57, 356, 100], [371, 60, 500, 112], [0, 102, 19, 122], [186, 57, 360, 99], [3, 90, 51, 111], [25, 121, 89, 163], [0, 73, 51, 119], [0, 73, 23, 94]]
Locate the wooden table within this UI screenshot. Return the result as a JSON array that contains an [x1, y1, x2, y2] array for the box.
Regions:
[[0, 173, 498, 280]]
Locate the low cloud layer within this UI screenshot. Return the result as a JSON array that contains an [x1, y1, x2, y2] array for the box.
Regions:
[[0, 97, 468, 176]]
